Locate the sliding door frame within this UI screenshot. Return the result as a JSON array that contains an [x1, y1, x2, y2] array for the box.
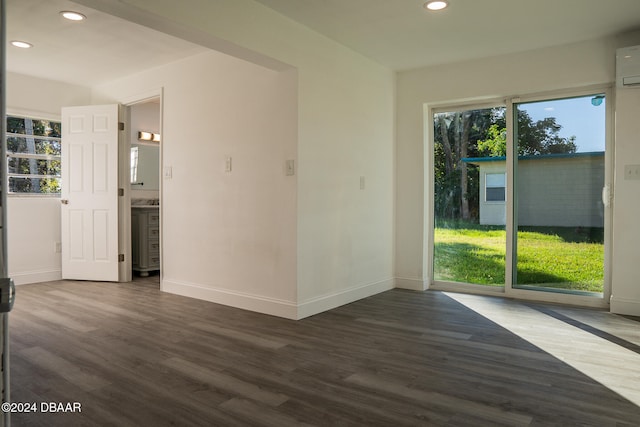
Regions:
[[427, 85, 613, 308], [428, 98, 507, 296]]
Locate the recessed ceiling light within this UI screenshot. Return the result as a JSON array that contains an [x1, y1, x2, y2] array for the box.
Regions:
[[10, 40, 33, 49], [424, 1, 449, 11], [60, 11, 86, 21]]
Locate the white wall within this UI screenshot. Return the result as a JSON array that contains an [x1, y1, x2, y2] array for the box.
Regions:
[[397, 35, 640, 314], [86, 0, 395, 319], [6, 73, 92, 285], [612, 87, 640, 315], [93, 51, 299, 317]]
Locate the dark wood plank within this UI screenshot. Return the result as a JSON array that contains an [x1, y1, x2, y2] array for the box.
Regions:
[[7, 277, 640, 426]]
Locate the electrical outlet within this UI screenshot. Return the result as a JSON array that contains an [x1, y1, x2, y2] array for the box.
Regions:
[[624, 164, 640, 180]]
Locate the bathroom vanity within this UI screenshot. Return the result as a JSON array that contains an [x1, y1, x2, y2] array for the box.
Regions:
[[131, 205, 160, 276]]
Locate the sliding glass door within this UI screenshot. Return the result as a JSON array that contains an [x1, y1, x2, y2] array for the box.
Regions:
[[432, 105, 507, 288], [431, 90, 610, 302], [513, 94, 607, 296]]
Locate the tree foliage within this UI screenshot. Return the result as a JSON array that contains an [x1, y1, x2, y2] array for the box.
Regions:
[[6, 116, 61, 194], [476, 110, 577, 157], [435, 108, 577, 222]]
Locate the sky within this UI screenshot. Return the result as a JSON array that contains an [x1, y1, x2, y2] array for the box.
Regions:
[[519, 95, 606, 153]]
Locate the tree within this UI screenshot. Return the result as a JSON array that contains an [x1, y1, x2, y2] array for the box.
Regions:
[[435, 108, 578, 223], [477, 110, 577, 157], [434, 108, 496, 221]]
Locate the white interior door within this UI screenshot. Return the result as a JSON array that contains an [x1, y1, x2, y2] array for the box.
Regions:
[[61, 104, 120, 281]]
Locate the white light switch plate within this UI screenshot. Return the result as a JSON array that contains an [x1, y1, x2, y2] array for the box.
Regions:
[[286, 159, 295, 176]]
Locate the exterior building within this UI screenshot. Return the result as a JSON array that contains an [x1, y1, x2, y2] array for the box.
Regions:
[[464, 152, 605, 227]]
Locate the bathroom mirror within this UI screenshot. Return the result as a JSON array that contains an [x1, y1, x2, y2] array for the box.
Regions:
[[131, 143, 160, 190]]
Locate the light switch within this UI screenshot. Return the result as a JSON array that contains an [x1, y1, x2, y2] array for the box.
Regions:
[[163, 166, 172, 179], [360, 176, 365, 190], [225, 157, 232, 173], [286, 159, 295, 176]]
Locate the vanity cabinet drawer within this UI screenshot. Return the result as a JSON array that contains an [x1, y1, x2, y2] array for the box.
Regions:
[[132, 207, 160, 276], [148, 240, 160, 254], [148, 213, 160, 226]]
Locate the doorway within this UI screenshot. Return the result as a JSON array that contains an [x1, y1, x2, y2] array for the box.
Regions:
[[429, 88, 612, 307], [125, 96, 162, 283]]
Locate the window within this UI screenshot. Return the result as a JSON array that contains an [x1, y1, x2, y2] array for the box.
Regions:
[[6, 115, 61, 194], [430, 89, 610, 303], [130, 146, 139, 183], [485, 173, 505, 202]]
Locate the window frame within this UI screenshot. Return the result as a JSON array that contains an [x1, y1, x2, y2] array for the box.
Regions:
[[427, 85, 613, 309], [485, 172, 506, 203], [5, 112, 62, 197]]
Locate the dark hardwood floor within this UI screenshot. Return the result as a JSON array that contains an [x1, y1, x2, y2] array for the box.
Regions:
[[8, 277, 640, 426]]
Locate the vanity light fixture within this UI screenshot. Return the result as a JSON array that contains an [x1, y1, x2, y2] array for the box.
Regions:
[[10, 40, 33, 49], [424, 1, 449, 11], [60, 11, 86, 21], [138, 131, 161, 142]]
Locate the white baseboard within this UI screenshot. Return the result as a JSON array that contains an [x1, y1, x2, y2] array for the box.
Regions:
[[162, 279, 299, 319], [297, 278, 394, 319], [163, 277, 395, 320], [10, 269, 62, 285], [610, 295, 640, 316], [395, 277, 427, 291]]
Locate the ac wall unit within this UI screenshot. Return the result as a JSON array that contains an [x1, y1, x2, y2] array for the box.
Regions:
[[617, 45, 640, 88]]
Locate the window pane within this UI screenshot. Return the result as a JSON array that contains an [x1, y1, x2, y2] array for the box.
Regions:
[[6, 117, 26, 134], [433, 106, 506, 286], [486, 173, 505, 187], [5, 115, 62, 194], [514, 94, 605, 295], [486, 187, 505, 202], [9, 177, 61, 194], [7, 116, 61, 137], [8, 158, 61, 177], [131, 146, 139, 183], [7, 136, 61, 155]]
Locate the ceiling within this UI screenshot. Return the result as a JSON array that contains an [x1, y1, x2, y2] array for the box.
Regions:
[[252, 0, 640, 70], [6, 0, 640, 87], [6, 0, 206, 86]]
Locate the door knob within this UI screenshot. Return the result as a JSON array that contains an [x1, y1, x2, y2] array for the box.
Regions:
[[61, 199, 69, 205]]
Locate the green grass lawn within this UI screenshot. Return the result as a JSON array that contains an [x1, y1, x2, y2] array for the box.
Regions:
[[434, 224, 604, 293]]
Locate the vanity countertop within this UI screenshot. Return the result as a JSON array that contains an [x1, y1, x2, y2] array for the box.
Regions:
[[131, 199, 159, 208]]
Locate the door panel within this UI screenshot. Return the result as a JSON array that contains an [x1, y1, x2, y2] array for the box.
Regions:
[[513, 95, 607, 297], [432, 105, 507, 287], [61, 104, 120, 281]]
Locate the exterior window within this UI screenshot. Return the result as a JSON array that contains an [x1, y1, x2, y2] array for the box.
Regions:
[[130, 146, 139, 183], [485, 173, 505, 202], [6, 115, 61, 194]]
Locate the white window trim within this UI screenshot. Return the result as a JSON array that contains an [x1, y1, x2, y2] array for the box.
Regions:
[[427, 85, 613, 309], [485, 172, 506, 203], [6, 112, 62, 197]]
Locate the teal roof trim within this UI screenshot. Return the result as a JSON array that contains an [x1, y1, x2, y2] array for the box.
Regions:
[[462, 151, 604, 163]]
